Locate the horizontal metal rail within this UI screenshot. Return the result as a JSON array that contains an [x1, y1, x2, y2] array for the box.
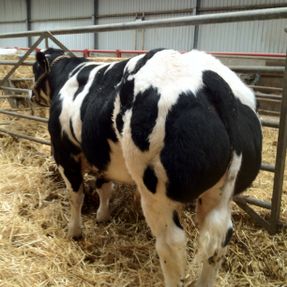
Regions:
[[230, 66, 284, 73], [261, 118, 280, 128], [0, 109, 48, 123], [0, 86, 31, 94], [9, 78, 34, 81], [14, 47, 287, 59], [0, 60, 34, 66], [250, 85, 283, 93], [0, 95, 29, 99], [0, 7, 286, 39], [261, 163, 276, 172], [0, 60, 284, 74], [0, 127, 50, 145], [256, 92, 282, 101]]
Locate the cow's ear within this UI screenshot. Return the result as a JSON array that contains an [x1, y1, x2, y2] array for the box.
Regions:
[[36, 51, 49, 70], [36, 51, 45, 63]]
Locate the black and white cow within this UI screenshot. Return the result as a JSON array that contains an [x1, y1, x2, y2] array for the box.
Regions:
[[32, 48, 262, 287]]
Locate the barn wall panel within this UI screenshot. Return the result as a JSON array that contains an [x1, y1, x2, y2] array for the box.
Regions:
[[0, 0, 27, 47], [30, 0, 94, 49], [197, 0, 287, 53], [0, 0, 286, 53], [0, 23, 28, 48], [97, 0, 196, 50]]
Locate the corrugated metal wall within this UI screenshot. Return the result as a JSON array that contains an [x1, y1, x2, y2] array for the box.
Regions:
[[30, 0, 94, 49], [0, 0, 27, 47], [0, 0, 286, 53], [96, 0, 287, 52], [197, 0, 287, 53], [97, 0, 196, 50]]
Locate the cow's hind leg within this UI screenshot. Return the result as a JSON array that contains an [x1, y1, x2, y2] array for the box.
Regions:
[[139, 181, 186, 287], [194, 152, 242, 287], [58, 164, 84, 240], [95, 178, 114, 222]]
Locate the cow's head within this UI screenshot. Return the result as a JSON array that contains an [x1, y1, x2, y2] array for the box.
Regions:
[[31, 48, 65, 106]]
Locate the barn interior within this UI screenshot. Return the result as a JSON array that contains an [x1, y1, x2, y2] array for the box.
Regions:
[[0, 1, 287, 286]]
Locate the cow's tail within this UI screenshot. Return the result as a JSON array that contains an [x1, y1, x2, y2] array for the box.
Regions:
[[202, 70, 241, 154]]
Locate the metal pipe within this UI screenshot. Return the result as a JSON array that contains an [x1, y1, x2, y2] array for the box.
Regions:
[[213, 51, 286, 58], [94, 0, 99, 49], [26, 0, 32, 47], [250, 85, 283, 93], [0, 86, 31, 94], [234, 195, 272, 209], [0, 95, 29, 99], [256, 92, 282, 100], [14, 47, 287, 58], [235, 199, 272, 232], [269, 50, 287, 234], [230, 66, 284, 73], [8, 78, 34, 81], [0, 127, 50, 145], [0, 34, 45, 85], [1, 60, 283, 74], [260, 118, 279, 128], [0, 109, 48, 123], [45, 32, 76, 57], [0, 7, 286, 39], [260, 163, 275, 172], [0, 61, 34, 66], [193, 0, 200, 49]]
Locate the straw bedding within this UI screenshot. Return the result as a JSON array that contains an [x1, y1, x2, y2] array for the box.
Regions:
[[0, 59, 286, 287]]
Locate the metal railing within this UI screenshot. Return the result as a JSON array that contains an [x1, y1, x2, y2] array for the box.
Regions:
[[0, 7, 286, 234], [0, 7, 286, 38]]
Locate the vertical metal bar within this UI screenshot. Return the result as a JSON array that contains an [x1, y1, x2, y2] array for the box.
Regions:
[[45, 32, 76, 57], [193, 0, 200, 49], [45, 36, 49, 48], [94, 0, 99, 49], [26, 0, 32, 47], [0, 34, 45, 85], [269, 48, 287, 234]]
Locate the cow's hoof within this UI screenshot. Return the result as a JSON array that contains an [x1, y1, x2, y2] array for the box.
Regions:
[[72, 233, 83, 241], [67, 226, 83, 240], [96, 210, 111, 223]]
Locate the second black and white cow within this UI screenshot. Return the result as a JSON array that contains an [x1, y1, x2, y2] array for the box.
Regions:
[[32, 48, 262, 287]]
